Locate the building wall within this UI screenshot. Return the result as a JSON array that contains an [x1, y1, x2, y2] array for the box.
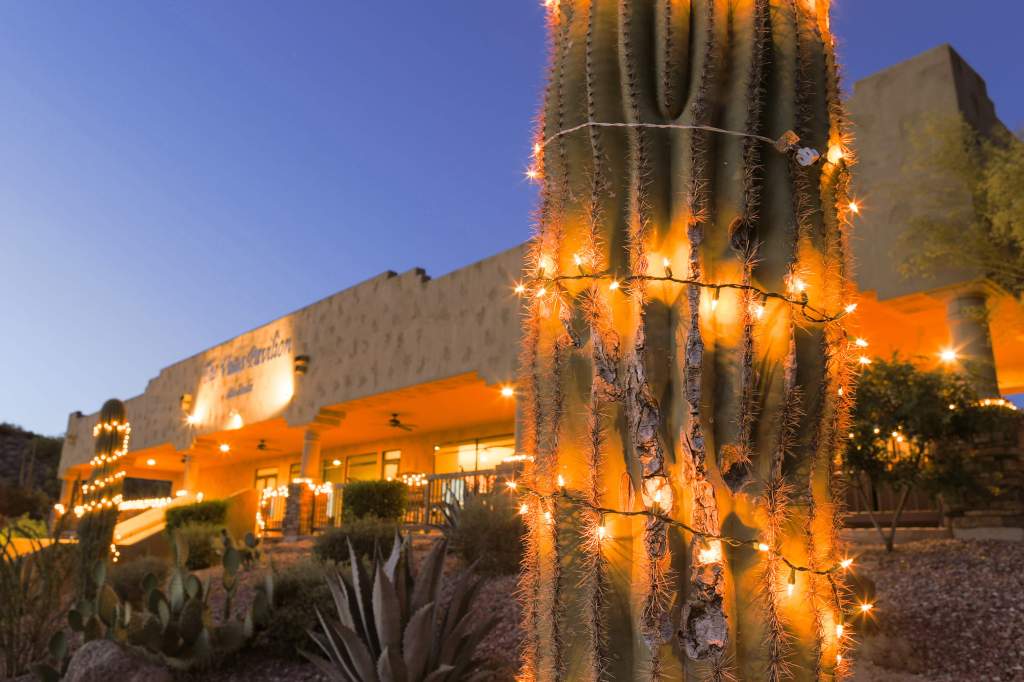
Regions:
[[59, 244, 526, 477], [848, 44, 1002, 301]]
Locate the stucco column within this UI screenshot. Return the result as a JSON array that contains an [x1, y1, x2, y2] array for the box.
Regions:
[[182, 455, 200, 494], [946, 291, 1000, 397], [300, 429, 322, 481]]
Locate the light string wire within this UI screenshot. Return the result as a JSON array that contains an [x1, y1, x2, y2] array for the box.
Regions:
[[539, 120, 786, 152], [521, 269, 853, 323], [511, 481, 847, 577]]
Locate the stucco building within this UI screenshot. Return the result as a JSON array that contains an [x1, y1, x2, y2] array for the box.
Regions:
[[56, 45, 1023, 538]]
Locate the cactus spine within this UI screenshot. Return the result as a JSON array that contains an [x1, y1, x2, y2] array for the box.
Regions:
[[517, 0, 858, 680]]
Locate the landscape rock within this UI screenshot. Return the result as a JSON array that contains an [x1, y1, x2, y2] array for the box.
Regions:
[[64, 640, 171, 682]]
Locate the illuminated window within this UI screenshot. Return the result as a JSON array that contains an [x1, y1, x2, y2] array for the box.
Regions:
[[288, 463, 301, 482], [434, 435, 514, 474], [383, 450, 401, 480], [346, 453, 378, 482], [254, 467, 278, 493], [322, 457, 345, 484]]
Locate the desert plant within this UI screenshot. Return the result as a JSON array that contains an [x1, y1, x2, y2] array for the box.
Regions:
[[313, 516, 399, 563], [517, 1, 866, 678], [341, 479, 407, 521], [108, 555, 170, 605], [447, 491, 524, 576], [252, 559, 331, 660], [174, 522, 221, 570], [0, 521, 76, 678], [165, 499, 229, 531], [303, 536, 494, 681]]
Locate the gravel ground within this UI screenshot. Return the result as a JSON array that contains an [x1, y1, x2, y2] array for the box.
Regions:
[[177, 537, 1023, 681], [855, 539, 1024, 682]]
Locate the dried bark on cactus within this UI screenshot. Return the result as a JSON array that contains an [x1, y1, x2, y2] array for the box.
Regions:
[[517, 0, 858, 679]]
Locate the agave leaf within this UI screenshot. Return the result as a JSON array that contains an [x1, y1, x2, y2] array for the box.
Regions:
[[133, 614, 164, 651], [438, 609, 476, 666], [300, 648, 351, 682], [319, 609, 379, 682], [161, 620, 182, 655], [313, 608, 359, 677], [157, 594, 171, 627], [421, 664, 455, 682], [168, 570, 185, 613], [446, 615, 498, 680], [326, 571, 358, 633], [440, 567, 480, 641], [382, 532, 402, 581], [402, 602, 435, 682], [97, 584, 119, 626], [215, 620, 247, 654], [173, 532, 188, 568], [347, 540, 379, 655], [377, 645, 408, 682], [410, 540, 445, 615], [92, 560, 107, 590], [373, 564, 401, 652]]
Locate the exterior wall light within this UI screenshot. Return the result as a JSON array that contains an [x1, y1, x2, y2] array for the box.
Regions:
[[501, 385, 515, 398], [294, 355, 311, 375], [219, 443, 231, 453], [146, 458, 156, 466]]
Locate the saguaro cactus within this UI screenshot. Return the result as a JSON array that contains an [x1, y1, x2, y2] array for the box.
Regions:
[[516, 0, 861, 680], [76, 399, 131, 597]]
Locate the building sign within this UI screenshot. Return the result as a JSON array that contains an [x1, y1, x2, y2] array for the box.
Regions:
[[200, 331, 293, 384]]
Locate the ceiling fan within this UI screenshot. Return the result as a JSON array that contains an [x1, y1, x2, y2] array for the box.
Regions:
[[387, 413, 416, 432], [256, 439, 284, 452]]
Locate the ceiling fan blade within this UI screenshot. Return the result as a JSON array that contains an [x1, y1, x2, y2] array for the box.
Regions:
[[398, 424, 414, 431]]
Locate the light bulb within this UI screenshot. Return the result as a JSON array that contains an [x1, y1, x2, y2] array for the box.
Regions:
[[848, 201, 860, 214], [609, 280, 620, 291], [501, 385, 515, 398], [597, 526, 608, 540], [844, 303, 858, 314], [858, 356, 871, 365], [219, 443, 230, 453], [940, 348, 957, 363], [840, 558, 853, 569], [505, 480, 518, 490], [757, 542, 770, 552], [855, 338, 869, 347], [827, 145, 844, 164], [859, 603, 874, 613], [557, 474, 566, 488]]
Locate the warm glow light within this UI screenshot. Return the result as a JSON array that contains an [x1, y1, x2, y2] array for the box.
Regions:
[[227, 411, 244, 430], [535, 287, 547, 298], [757, 542, 770, 552], [185, 413, 200, 426], [514, 283, 526, 295], [840, 558, 853, 569], [533, 142, 542, 156], [609, 280, 620, 291], [543, 511, 552, 524], [786, 582, 795, 597], [848, 201, 860, 215], [855, 338, 869, 348], [597, 526, 608, 540], [858, 356, 871, 366], [836, 623, 845, 638], [662, 257, 671, 269], [557, 474, 566, 488], [525, 166, 540, 181], [827, 144, 845, 164], [698, 540, 723, 565], [219, 443, 230, 453], [146, 458, 156, 466], [753, 304, 765, 320], [860, 603, 874, 613], [573, 253, 583, 267], [873, 427, 880, 434], [949, 403, 957, 411], [501, 385, 515, 398], [332, 459, 341, 466], [710, 298, 719, 312], [505, 480, 518, 490], [844, 303, 858, 314], [940, 348, 958, 363], [519, 503, 529, 515]]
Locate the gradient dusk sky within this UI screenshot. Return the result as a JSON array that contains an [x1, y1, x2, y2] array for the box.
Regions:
[[2, 1, 1022, 435]]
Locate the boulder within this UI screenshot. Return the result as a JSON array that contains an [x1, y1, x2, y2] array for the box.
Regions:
[[64, 640, 171, 682]]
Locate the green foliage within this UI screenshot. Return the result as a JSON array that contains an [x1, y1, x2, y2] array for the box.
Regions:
[[901, 114, 1024, 294], [314, 516, 400, 563], [6, 513, 48, 539], [0, 484, 51, 520], [845, 356, 1021, 547], [252, 559, 331, 660], [109, 555, 170, 606], [174, 523, 221, 570], [303, 537, 495, 681], [446, 491, 525, 576], [165, 499, 229, 531], [0, 521, 76, 678], [341, 479, 407, 521], [66, 529, 275, 671]]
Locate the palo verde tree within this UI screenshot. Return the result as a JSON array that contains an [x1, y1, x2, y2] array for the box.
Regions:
[[514, 1, 866, 680], [74, 399, 131, 598], [846, 356, 1020, 552]]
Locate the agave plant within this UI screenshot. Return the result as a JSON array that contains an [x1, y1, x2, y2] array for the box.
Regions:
[[304, 536, 494, 681]]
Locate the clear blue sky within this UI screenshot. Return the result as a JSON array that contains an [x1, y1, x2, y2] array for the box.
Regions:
[[2, 1, 1022, 436]]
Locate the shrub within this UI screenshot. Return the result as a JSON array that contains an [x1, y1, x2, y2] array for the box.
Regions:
[[0, 484, 50, 520], [341, 480, 406, 521], [314, 516, 399, 563], [108, 555, 169, 605], [448, 491, 524, 576], [252, 559, 331, 659], [0, 522, 76, 678], [174, 522, 221, 570], [165, 499, 229, 531]]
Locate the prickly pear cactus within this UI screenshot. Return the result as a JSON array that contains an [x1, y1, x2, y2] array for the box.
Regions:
[[516, 1, 861, 680]]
